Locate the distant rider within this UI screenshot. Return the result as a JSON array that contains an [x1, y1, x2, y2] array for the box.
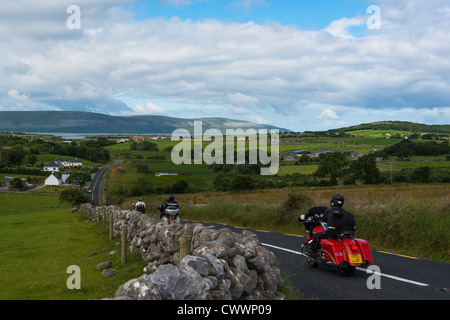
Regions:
[[157, 195, 179, 219], [306, 194, 356, 257], [134, 198, 146, 214]]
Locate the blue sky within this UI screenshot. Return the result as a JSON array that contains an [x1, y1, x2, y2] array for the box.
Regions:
[[133, 0, 368, 31], [0, 0, 449, 132]]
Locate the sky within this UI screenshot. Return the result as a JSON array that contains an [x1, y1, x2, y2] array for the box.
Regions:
[[1, 0, 450, 132]]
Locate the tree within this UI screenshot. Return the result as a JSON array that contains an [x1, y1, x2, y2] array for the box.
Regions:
[[67, 170, 92, 189], [349, 154, 381, 184], [27, 154, 38, 167], [11, 177, 25, 190], [409, 166, 432, 184], [59, 188, 89, 206], [213, 173, 232, 191], [297, 154, 310, 165], [4, 147, 25, 167], [230, 174, 255, 192], [170, 179, 190, 194], [315, 152, 350, 185]]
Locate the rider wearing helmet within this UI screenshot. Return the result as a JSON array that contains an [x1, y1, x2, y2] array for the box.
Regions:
[[307, 194, 356, 257], [134, 198, 146, 214], [157, 195, 179, 219], [325, 194, 356, 239]]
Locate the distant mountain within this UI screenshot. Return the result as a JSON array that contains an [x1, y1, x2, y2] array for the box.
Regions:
[[0, 111, 291, 134], [329, 121, 450, 135]]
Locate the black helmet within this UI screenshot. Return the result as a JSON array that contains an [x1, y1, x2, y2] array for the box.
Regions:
[[168, 194, 175, 201], [330, 194, 344, 207]]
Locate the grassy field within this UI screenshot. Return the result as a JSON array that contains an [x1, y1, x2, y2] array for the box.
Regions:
[[278, 164, 319, 175], [0, 192, 144, 300], [104, 159, 217, 204]]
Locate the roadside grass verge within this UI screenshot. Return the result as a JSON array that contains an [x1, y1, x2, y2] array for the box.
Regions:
[[0, 192, 144, 300]]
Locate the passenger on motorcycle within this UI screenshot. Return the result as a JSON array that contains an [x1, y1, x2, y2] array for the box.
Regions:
[[157, 195, 179, 220], [306, 194, 356, 257], [134, 198, 146, 214]]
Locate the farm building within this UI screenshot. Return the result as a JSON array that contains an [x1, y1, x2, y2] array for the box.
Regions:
[[45, 173, 62, 186], [43, 158, 82, 172], [43, 161, 64, 172], [292, 150, 311, 156], [55, 158, 82, 167]]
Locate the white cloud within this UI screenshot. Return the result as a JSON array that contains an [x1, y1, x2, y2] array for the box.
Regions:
[[0, 0, 449, 131], [419, 107, 450, 118], [250, 115, 271, 124], [7, 89, 29, 101], [130, 102, 166, 115], [324, 16, 366, 39], [318, 108, 339, 120]]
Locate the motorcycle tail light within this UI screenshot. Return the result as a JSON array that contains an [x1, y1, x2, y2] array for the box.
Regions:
[[351, 245, 358, 251]]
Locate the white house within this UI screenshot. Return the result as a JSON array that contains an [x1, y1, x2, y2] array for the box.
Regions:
[[56, 158, 82, 168], [43, 161, 64, 172], [43, 158, 82, 172], [45, 173, 62, 186]]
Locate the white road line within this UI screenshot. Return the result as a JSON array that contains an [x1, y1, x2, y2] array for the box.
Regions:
[[357, 267, 429, 287], [262, 243, 430, 287], [263, 243, 305, 256]]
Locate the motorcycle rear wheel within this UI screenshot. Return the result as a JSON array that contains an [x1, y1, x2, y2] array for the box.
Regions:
[[308, 258, 319, 268], [338, 265, 355, 276]]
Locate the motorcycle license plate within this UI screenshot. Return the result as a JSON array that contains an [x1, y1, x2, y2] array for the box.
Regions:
[[349, 254, 362, 264]]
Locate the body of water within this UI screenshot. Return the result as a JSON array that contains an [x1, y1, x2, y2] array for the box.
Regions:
[[24, 132, 170, 140]]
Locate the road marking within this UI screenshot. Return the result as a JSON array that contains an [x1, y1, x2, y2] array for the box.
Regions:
[[262, 243, 430, 287], [377, 251, 419, 260], [356, 267, 429, 287], [263, 243, 305, 256]]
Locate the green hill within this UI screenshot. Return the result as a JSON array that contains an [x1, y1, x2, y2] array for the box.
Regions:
[[331, 121, 450, 135], [0, 111, 290, 134]]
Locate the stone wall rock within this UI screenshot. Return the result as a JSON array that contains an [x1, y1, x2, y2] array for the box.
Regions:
[[80, 203, 285, 300]]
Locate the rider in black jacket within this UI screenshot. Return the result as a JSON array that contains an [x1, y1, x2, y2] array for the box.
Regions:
[[307, 194, 356, 257], [157, 195, 179, 219]]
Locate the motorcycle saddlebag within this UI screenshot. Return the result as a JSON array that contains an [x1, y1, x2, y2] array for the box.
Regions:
[[319, 239, 345, 266], [353, 238, 373, 265]]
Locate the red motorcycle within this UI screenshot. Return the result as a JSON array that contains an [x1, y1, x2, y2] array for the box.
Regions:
[[300, 214, 373, 276]]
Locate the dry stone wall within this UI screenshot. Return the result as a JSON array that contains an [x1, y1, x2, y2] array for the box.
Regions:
[[80, 203, 285, 300]]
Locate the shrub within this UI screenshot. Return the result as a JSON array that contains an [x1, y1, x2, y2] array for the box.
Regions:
[[277, 191, 312, 225], [230, 175, 255, 192], [59, 188, 89, 206], [169, 179, 190, 194]]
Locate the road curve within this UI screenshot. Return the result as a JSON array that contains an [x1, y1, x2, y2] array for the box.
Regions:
[[87, 160, 122, 204], [200, 222, 450, 300]]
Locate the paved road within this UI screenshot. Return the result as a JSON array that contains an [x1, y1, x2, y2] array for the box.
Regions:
[[87, 160, 122, 204], [200, 222, 450, 300]]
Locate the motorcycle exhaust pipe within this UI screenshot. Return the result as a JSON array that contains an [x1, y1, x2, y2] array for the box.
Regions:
[[325, 261, 336, 267]]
